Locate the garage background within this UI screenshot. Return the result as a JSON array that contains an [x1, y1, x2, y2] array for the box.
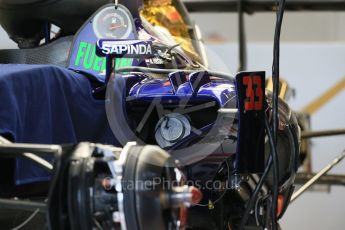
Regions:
[[1, 11, 345, 230]]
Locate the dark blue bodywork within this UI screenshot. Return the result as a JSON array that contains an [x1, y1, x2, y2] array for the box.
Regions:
[[128, 75, 235, 107], [120, 73, 239, 189]]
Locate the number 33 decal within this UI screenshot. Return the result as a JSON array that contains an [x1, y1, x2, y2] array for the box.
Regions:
[[243, 75, 263, 111]]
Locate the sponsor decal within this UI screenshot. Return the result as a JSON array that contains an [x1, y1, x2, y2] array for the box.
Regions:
[[74, 41, 133, 73], [96, 40, 155, 58]]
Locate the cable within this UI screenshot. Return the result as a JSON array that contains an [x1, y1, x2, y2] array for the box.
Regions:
[[194, 159, 231, 207], [266, 115, 279, 230], [237, 0, 247, 71], [271, 0, 286, 228], [211, 159, 232, 205], [239, 115, 279, 229], [165, 43, 182, 55], [239, 157, 272, 229], [11, 209, 40, 230]]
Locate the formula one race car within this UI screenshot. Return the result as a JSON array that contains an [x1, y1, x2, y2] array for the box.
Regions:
[[0, 0, 300, 229]]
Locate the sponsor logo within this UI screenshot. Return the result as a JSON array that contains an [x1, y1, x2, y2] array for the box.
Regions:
[[97, 40, 154, 58], [74, 41, 133, 73]]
